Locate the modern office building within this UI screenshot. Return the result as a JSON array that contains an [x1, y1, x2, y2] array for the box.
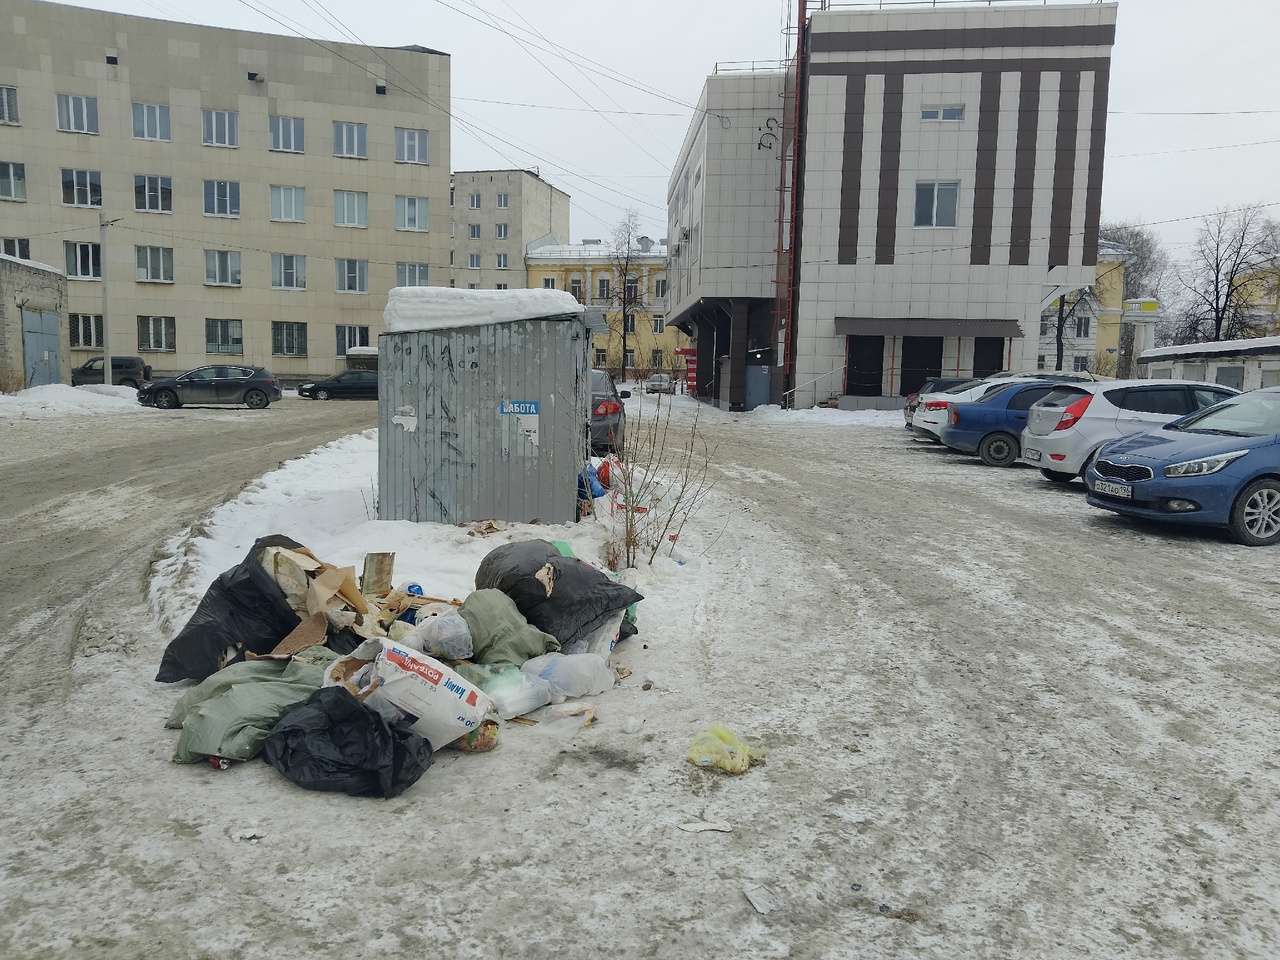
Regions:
[[0, 0, 451, 382], [450, 169, 570, 291], [526, 237, 684, 378], [668, 1, 1119, 409]]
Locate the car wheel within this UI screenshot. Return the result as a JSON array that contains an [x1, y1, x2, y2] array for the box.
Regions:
[[1041, 469, 1075, 484], [314, 388, 331, 401], [154, 389, 180, 410], [978, 432, 1019, 467], [1228, 478, 1280, 546], [245, 389, 269, 410]]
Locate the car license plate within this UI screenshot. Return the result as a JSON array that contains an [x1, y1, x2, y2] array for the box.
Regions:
[[1023, 447, 1041, 462], [1094, 479, 1132, 499]]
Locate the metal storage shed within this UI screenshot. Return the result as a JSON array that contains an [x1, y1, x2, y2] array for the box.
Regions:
[[378, 288, 594, 525]]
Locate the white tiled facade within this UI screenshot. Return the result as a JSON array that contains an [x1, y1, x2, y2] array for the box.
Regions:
[[0, 0, 451, 381]]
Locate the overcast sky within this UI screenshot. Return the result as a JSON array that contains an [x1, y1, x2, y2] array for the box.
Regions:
[[52, 0, 1280, 262]]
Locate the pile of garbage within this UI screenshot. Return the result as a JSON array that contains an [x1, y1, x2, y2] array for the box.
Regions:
[[157, 534, 643, 798]]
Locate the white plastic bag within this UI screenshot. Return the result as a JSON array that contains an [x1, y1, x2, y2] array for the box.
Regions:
[[485, 670, 554, 720], [521, 653, 615, 699], [407, 610, 473, 660]]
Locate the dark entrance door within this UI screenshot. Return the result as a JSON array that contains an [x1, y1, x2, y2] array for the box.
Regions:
[[900, 336, 943, 396], [845, 335, 884, 397], [973, 336, 1006, 378]]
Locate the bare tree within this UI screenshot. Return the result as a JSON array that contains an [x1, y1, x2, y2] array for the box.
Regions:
[[1099, 219, 1173, 302], [608, 209, 647, 385], [1173, 204, 1279, 343]]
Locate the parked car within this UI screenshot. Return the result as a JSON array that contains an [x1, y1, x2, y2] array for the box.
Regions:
[[902, 376, 978, 429], [589, 369, 629, 453], [646, 373, 676, 394], [1022, 379, 1240, 483], [911, 376, 1053, 440], [70, 356, 152, 388], [298, 369, 378, 400], [937, 380, 1061, 466], [138, 364, 282, 409], [1084, 387, 1280, 546]]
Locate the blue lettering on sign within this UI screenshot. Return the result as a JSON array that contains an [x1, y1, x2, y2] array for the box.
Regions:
[[500, 400, 539, 415], [443, 676, 468, 700]]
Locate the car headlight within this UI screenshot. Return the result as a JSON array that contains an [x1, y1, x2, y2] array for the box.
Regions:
[[1163, 449, 1249, 477], [299, 383, 314, 390]]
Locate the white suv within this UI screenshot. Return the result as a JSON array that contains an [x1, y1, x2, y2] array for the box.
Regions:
[[1021, 379, 1239, 482]]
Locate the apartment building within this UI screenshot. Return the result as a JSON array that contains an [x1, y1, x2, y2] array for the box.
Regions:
[[0, 0, 450, 382], [668, 1, 1118, 409], [450, 169, 570, 290], [526, 237, 684, 378]]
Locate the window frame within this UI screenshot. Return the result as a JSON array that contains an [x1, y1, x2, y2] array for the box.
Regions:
[[495, 223, 508, 240], [64, 241, 101, 279], [334, 190, 368, 228], [203, 179, 241, 218], [396, 262, 429, 286], [469, 193, 481, 210], [496, 193, 509, 209], [0, 161, 27, 201], [57, 93, 99, 134], [395, 127, 428, 163], [469, 223, 481, 240], [336, 324, 371, 356], [652, 315, 665, 334], [270, 184, 305, 222], [335, 258, 369, 293], [131, 102, 170, 141], [269, 115, 305, 153], [468, 253, 482, 270], [61, 168, 102, 208], [203, 249, 242, 286], [137, 315, 177, 352], [914, 180, 960, 228], [69, 313, 104, 347], [542, 277, 556, 290], [202, 108, 239, 147], [271, 320, 309, 357], [333, 121, 368, 158], [134, 174, 173, 213], [135, 245, 174, 283], [395, 195, 429, 231], [1, 237, 31, 259], [271, 253, 307, 290], [495, 253, 508, 270], [0, 86, 18, 125], [205, 318, 244, 355], [921, 105, 965, 122]]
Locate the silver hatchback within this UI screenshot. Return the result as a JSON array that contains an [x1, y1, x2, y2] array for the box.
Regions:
[[1021, 379, 1239, 483]]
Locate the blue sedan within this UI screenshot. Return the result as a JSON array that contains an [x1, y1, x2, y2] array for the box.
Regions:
[[937, 380, 1059, 466], [1084, 387, 1280, 546]]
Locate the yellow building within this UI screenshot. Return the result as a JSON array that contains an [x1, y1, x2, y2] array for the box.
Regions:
[[525, 237, 687, 382], [1037, 240, 1130, 374]]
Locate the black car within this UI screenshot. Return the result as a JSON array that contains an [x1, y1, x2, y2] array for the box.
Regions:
[[298, 369, 378, 400], [589, 369, 629, 454], [138, 364, 281, 409], [71, 356, 153, 388]]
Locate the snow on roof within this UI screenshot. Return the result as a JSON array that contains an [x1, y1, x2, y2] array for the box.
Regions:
[[526, 241, 668, 260], [0, 252, 65, 274], [1140, 334, 1280, 361], [345, 345, 379, 356], [384, 286, 584, 333]]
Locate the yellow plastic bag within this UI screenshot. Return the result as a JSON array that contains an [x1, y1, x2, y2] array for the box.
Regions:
[[687, 723, 767, 774]]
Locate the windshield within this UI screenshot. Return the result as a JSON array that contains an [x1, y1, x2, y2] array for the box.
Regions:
[[941, 378, 983, 394], [1167, 390, 1280, 437]]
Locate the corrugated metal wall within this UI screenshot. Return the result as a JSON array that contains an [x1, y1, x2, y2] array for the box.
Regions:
[[378, 317, 590, 524]]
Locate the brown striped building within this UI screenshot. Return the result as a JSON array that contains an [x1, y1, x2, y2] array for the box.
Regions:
[[667, 1, 1119, 410]]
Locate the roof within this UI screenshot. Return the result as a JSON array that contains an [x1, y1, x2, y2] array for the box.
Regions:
[[1139, 335, 1280, 363], [526, 242, 668, 261], [384, 287, 585, 332]]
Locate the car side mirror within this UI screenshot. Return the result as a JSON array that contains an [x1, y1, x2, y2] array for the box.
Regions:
[[619, 390, 631, 399]]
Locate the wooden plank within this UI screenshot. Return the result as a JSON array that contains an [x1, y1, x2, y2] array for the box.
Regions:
[[361, 552, 395, 596]]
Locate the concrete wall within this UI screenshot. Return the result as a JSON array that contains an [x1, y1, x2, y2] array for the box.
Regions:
[[0, 254, 67, 389]]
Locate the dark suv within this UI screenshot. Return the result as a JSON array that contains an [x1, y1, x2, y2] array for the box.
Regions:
[[71, 356, 153, 388]]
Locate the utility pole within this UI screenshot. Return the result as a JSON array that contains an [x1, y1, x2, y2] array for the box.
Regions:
[[99, 213, 121, 385]]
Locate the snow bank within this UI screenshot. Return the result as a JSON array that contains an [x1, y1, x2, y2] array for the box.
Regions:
[[384, 287, 584, 332], [0, 383, 148, 419]]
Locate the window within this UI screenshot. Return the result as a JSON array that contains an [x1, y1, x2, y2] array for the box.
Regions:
[[395, 196, 428, 231], [202, 109, 238, 147], [1073, 355, 1091, 373], [135, 245, 173, 282], [598, 277, 610, 300], [397, 262, 429, 286], [335, 258, 368, 293], [206, 318, 243, 354], [542, 278, 555, 290], [271, 253, 307, 289], [468, 253, 481, 269], [203, 180, 241, 217], [651, 349, 664, 368], [204, 249, 241, 285], [62, 168, 102, 207], [496, 193, 508, 208], [624, 315, 636, 334], [625, 276, 639, 300], [0, 86, 18, 124], [652, 315, 665, 334], [70, 313, 103, 347], [65, 241, 101, 279], [1074, 316, 1091, 338], [495, 223, 508, 240], [495, 283, 508, 290], [595, 349, 607, 366], [495, 253, 508, 270], [467, 283, 480, 290], [395, 128, 428, 163], [2, 237, 31, 259], [269, 115, 304, 152], [914, 181, 959, 227], [134, 175, 172, 212], [569, 279, 583, 301], [921, 105, 965, 121], [469, 193, 481, 209], [1120, 386, 1187, 416], [334, 190, 368, 227], [1036, 355, 1046, 370], [333, 121, 367, 158], [132, 102, 170, 141], [272, 321, 308, 356], [654, 278, 667, 298], [1009, 385, 1055, 411], [270, 185, 305, 222], [138, 315, 176, 351], [0, 162, 25, 201], [624, 349, 635, 368], [1039, 319, 1050, 337], [336, 324, 369, 355], [57, 94, 98, 133], [468, 224, 481, 240]]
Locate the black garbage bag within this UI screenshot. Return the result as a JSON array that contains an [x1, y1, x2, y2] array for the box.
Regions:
[[474, 539, 643, 649], [155, 534, 305, 683], [261, 686, 433, 799]]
